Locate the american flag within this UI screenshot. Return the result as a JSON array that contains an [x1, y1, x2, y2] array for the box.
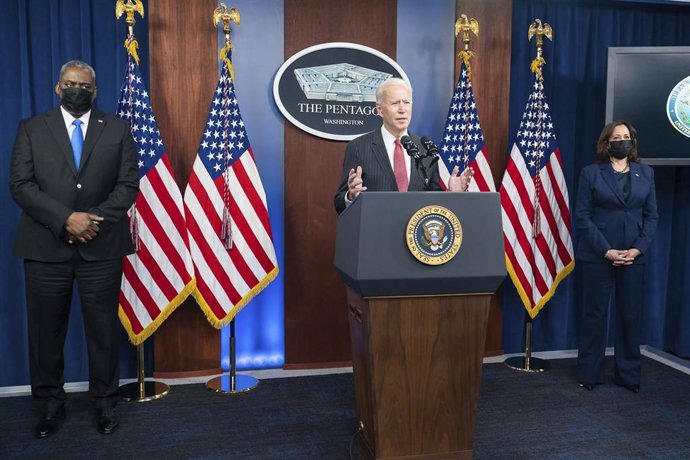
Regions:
[[183, 60, 278, 328], [499, 71, 574, 318], [438, 60, 495, 192], [117, 56, 196, 344]]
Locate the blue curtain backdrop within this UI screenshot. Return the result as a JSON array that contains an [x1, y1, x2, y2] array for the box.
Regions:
[[503, 0, 690, 358]]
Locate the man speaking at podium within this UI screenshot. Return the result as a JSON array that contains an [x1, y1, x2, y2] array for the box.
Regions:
[[334, 78, 471, 214]]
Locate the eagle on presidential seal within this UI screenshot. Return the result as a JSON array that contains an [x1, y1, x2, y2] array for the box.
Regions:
[[422, 219, 448, 251]]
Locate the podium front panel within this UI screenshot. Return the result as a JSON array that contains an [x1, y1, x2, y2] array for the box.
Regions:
[[335, 191, 506, 297]]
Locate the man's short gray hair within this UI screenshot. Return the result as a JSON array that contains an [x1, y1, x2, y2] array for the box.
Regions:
[[59, 60, 96, 83], [375, 77, 412, 104]]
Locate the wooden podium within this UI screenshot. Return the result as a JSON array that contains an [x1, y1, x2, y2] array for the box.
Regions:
[[335, 192, 506, 459]]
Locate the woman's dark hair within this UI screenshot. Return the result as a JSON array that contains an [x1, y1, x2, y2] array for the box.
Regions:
[[595, 120, 639, 163]]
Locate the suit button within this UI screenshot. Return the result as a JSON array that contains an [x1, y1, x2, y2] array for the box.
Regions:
[[76, 184, 82, 189]]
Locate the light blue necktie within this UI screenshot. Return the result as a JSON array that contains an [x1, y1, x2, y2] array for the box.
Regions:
[[71, 119, 84, 169]]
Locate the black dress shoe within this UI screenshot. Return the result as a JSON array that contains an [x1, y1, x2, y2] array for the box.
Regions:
[[96, 407, 120, 435], [615, 381, 640, 393], [35, 406, 66, 439], [579, 382, 595, 391]]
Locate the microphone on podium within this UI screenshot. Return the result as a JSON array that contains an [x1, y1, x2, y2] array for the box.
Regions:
[[401, 135, 432, 189], [400, 135, 424, 159], [420, 136, 441, 167]]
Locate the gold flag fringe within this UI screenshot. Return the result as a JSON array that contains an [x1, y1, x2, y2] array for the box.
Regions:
[[458, 50, 475, 77], [220, 44, 235, 84], [530, 56, 546, 78], [505, 256, 574, 319], [195, 266, 279, 329], [124, 35, 140, 65], [119, 277, 197, 345]]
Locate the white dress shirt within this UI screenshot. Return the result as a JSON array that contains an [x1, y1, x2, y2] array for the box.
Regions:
[[380, 125, 411, 180], [60, 106, 91, 140]]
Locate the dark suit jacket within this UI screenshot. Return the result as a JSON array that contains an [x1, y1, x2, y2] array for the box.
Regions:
[[334, 129, 442, 214], [10, 107, 139, 262], [574, 161, 658, 264]]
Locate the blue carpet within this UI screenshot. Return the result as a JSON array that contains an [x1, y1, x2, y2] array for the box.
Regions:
[[0, 357, 688, 459]]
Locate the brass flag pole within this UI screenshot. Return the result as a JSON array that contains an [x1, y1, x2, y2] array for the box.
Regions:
[[504, 19, 554, 373], [115, 0, 170, 401], [454, 14, 479, 176], [203, 4, 258, 394]]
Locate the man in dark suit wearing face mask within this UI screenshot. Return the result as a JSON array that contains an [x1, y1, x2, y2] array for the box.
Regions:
[[9, 60, 139, 437]]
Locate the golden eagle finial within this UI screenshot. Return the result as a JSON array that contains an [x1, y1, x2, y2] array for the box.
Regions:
[[528, 19, 553, 78], [213, 3, 241, 83], [115, 0, 145, 65], [115, 0, 144, 24], [454, 14, 479, 74], [455, 14, 479, 40]]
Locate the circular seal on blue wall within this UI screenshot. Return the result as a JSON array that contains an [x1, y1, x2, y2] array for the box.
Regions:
[[406, 206, 462, 266], [667, 75, 690, 138]]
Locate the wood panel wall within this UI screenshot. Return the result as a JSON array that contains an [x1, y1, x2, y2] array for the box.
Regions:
[[150, 0, 221, 377], [283, 0, 397, 367], [457, 0, 513, 355]]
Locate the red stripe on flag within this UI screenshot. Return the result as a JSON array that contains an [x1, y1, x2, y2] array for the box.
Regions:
[[214, 170, 275, 274], [130, 241, 180, 302], [548, 150, 573, 230], [500, 182, 542, 298], [534, 233, 557, 287], [193, 270, 228, 320], [537, 178, 571, 269], [137, 189, 192, 282], [226, 156, 271, 235], [159, 155, 194, 241], [469, 157, 490, 191], [184, 197, 242, 304], [505, 158, 536, 224], [118, 285, 144, 335], [122, 254, 162, 323], [243, 148, 274, 237], [503, 233, 536, 307], [543, 159, 574, 265]]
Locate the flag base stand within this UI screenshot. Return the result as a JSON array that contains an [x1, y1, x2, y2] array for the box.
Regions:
[[504, 356, 551, 373], [121, 381, 170, 402], [205, 318, 259, 394], [205, 373, 258, 393], [120, 343, 170, 402], [503, 318, 551, 373]]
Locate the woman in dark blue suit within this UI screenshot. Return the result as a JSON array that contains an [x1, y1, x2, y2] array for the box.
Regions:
[[575, 121, 658, 393]]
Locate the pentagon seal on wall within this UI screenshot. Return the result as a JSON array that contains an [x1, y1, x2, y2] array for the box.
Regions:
[[273, 42, 409, 141]]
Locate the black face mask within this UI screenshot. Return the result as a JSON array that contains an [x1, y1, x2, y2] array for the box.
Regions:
[[60, 87, 94, 114], [609, 139, 632, 159]]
